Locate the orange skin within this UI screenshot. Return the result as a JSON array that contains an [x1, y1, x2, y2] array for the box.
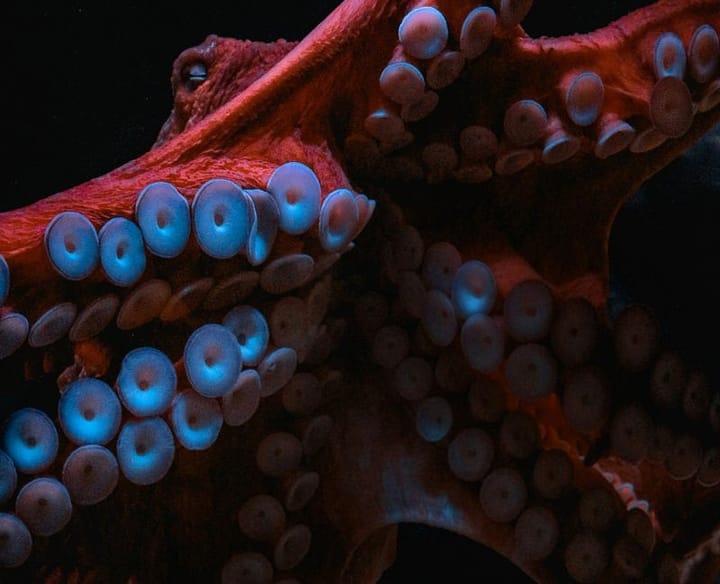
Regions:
[[2, 1, 720, 582]]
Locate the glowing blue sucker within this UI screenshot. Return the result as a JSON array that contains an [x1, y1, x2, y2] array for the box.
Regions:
[[116, 417, 175, 486], [318, 189, 359, 253], [266, 162, 321, 235], [58, 378, 122, 445], [2, 408, 58, 474], [99, 217, 147, 287], [222, 305, 269, 367], [246, 189, 279, 266], [170, 390, 223, 450], [135, 181, 191, 258], [44, 211, 99, 280], [192, 178, 252, 259], [184, 324, 243, 397], [116, 346, 177, 417], [451, 260, 497, 319]]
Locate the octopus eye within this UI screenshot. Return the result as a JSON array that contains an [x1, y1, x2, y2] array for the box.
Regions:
[[181, 61, 208, 91]]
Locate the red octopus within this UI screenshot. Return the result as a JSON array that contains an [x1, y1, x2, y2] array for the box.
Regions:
[[2, 1, 720, 582]]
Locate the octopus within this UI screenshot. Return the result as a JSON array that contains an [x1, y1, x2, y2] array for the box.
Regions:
[[2, 0, 720, 582]]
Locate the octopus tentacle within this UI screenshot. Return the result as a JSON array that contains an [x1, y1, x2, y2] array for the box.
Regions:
[[2, 1, 720, 582]]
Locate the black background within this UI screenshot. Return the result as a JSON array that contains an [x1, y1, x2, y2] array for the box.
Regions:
[[5, 1, 718, 582]]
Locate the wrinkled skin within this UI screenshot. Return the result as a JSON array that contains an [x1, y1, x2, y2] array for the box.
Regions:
[[3, 1, 720, 583]]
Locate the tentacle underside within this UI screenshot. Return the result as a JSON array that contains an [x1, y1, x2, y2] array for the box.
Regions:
[[2, 1, 720, 582]]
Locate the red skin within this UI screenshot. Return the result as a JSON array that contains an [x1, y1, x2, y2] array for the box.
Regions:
[[2, 1, 720, 582]]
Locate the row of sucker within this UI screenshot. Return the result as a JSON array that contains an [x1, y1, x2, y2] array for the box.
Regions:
[[352, 203, 718, 583], [352, 2, 720, 183], [0, 279, 337, 573], [0, 162, 353, 575], [220, 370, 337, 582], [0, 162, 374, 362]]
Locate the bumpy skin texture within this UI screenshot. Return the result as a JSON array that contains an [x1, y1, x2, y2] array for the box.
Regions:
[[3, 1, 720, 582]]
